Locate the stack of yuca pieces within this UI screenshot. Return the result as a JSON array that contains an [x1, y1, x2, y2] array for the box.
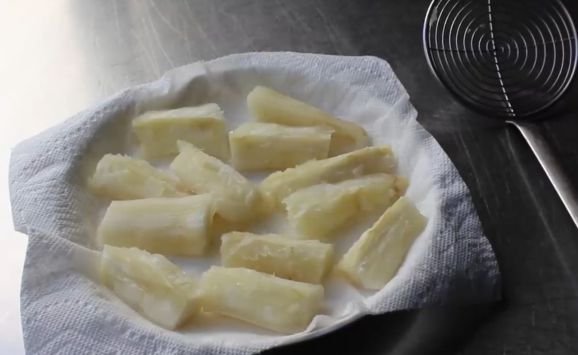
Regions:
[[89, 86, 427, 333]]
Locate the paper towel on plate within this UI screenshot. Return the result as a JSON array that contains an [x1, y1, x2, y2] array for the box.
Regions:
[[9, 52, 500, 354]]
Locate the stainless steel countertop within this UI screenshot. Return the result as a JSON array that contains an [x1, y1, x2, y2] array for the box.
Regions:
[[2, 1, 578, 354]]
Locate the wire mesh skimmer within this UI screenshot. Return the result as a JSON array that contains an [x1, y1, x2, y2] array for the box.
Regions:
[[423, 0, 578, 228]]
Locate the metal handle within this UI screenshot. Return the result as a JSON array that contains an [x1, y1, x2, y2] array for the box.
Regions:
[[509, 121, 578, 230]]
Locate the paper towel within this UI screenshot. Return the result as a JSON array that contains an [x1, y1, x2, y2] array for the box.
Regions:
[[9, 52, 500, 354]]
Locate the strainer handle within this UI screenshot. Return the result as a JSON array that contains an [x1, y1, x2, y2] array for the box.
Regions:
[[509, 121, 578, 230]]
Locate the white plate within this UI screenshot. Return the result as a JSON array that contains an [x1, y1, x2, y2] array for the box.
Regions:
[[11, 52, 498, 354]]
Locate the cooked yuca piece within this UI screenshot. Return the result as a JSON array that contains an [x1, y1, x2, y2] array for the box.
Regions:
[[283, 174, 407, 239], [100, 245, 199, 329], [199, 266, 324, 333], [229, 122, 333, 171], [338, 197, 427, 290], [220, 232, 334, 283], [132, 104, 229, 160], [88, 154, 184, 200], [170, 140, 261, 223], [97, 195, 214, 256], [247, 86, 369, 155], [260, 146, 395, 208]]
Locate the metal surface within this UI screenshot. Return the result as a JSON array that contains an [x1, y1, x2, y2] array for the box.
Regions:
[[424, 0, 578, 119], [2, 1, 578, 354], [510, 121, 578, 229]]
